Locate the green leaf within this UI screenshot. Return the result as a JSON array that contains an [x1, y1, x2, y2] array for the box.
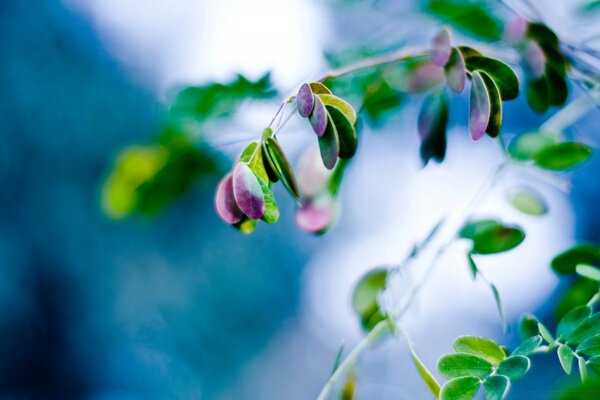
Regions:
[[567, 313, 600, 345], [439, 376, 481, 400], [489, 283, 507, 333], [410, 343, 442, 398], [552, 245, 600, 275], [256, 176, 279, 224], [546, 64, 569, 106], [418, 92, 449, 165], [318, 94, 357, 124], [539, 322, 555, 344], [425, 0, 503, 41], [437, 353, 493, 379], [577, 334, 600, 357], [518, 314, 541, 339], [330, 343, 345, 375], [588, 355, 600, 375], [533, 142, 592, 171], [465, 56, 520, 100], [459, 220, 500, 240], [555, 278, 600, 321], [496, 355, 531, 380], [483, 375, 510, 400], [262, 137, 301, 201], [318, 113, 340, 170], [240, 141, 270, 185], [508, 131, 557, 161], [577, 265, 600, 282], [527, 22, 560, 50], [508, 187, 548, 216], [558, 305, 593, 340], [471, 224, 526, 255], [467, 252, 479, 279], [578, 357, 588, 383], [526, 77, 550, 113], [479, 71, 502, 138], [558, 344, 575, 375], [325, 105, 357, 159], [171, 73, 276, 121], [352, 269, 388, 331], [512, 335, 543, 356], [452, 336, 506, 365]]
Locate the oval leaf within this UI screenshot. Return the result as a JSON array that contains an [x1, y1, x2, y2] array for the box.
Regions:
[[352, 268, 387, 331], [469, 71, 490, 141], [445, 47, 466, 93], [471, 224, 525, 255], [438, 353, 493, 379], [326, 105, 357, 159], [533, 142, 592, 171], [508, 187, 548, 216], [418, 92, 448, 164], [526, 77, 550, 113], [410, 343, 441, 398], [567, 313, 600, 345], [233, 162, 265, 219], [310, 95, 328, 137], [318, 114, 340, 170], [432, 27, 452, 67], [576, 264, 600, 282], [256, 176, 279, 224], [551, 245, 600, 275], [512, 335, 543, 356], [453, 336, 506, 365], [483, 375, 510, 400], [297, 83, 315, 118], [263, 137, 301, 201], [318, 94, 357, 124], [465, 56, 519, 100], [558, 345, 575, 375], [439, 376, 481, 400], [496, 355, 530, 380], [558, 305, 592, 340], [577, 334, 600, 356], [479, 70, 502, 138], [215, 173, 244, 224], [508, 131, 557, 161]]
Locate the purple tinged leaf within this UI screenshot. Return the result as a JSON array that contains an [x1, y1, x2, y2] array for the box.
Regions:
[[296, 198, 335, 234], [431, 28, 452, 67], [469, 71, 491, 141], [215, 173, 244, 224], [232, 162, 265, 219], [444, 47, 466, 93], [297, 83, 314, 118], [504, 17, 528, 44], [310, 96, 328, 137], [523, 40, 546, 78], [318, 114, 339, 170], [405, 63, 445, 93], [479, 71, 502, 138]]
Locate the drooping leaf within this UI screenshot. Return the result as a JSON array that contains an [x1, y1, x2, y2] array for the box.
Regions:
[[256, 176, 279, 224], [432, 27, 452, 67], [479, 71, 502, 137], [551, 245, 600, 275], [508, 131, 557, 161], [465, 56, 520, 100], [490, 283, 507, 333], [508, 187, 548, 216], [534, 142, 592, 171], [425, 0, 503, 41], [452, 336, 506, 365], [467, 252, 479, 279], [546, 65, 569, 106], [318, 114, 340, 170], [352, 269, 388, 331], [262, 137, 301, 201], [469, 71, 491, 141], [526, 77, 550, 113], [470, 224, 526, 255], [518, 314, 541, 339], [577, 334, 600, 357], [318, 94, 357, 124], [496, 355, 531, 380], [215, 173, 244, 224], [326, 105, 357, 159], [567, 313, 600, 345], [310, 95, 328, 137], [558, 305, 593, 340], [538, 322, 555, 344], [232, 162, 265, 219], [410, 342, 442, 398], [512, 335, 543, 356], [445, 47, 466, 93], [577, 265, 600, 282], [240, 141, 270, 185], [558, 345, 575, 375], [297, 83, 315, 118], [483, 375, 510, 400], [418, 92, 448, 164], [437, 353, 493, 379], [439, 376, 481, 400]]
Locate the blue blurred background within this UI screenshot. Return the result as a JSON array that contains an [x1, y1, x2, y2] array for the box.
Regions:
[[1, 0, 599, 398]]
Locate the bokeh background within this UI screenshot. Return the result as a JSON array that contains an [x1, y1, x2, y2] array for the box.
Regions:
[[1, 0, 599, 398]]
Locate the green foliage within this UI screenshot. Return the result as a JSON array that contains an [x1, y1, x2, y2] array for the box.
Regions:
[[534, 143, 592, 171], [262, 134, 301, 201], [424, 0, 504, 41], [508, 131, 557, 161], [410, 342, 442, 398], [460, 219, 525, 255], [552, 245, 600, 275], [351, 269, 388, 331], [507, 187, 548, 216], [418, 91, 449, 164], [464, 56, 520, 100]]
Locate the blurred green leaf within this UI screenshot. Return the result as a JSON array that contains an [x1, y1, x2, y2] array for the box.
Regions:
[[461, 220, 525, 255], [508, 131, 557, 161], [410, 342, 442, 398], [577, 265, 600, 282], [526, 77, 551, 113], [555, 377, 600, 399], [519, 314, 541, 339], [508, 187, 548, 216], [534, 142, 592, 170], [418, 92, 449, 165], [552, 245, 600, 275], [566, 313, 600, 345], [262, 137, 301, 201], [577, 335, 600, 357], [556, 278, 600, 321], [425, 0, 503, 41], [352, 269, 388, 331]]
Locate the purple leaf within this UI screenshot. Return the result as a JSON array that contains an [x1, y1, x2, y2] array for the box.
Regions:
[[523, 41, 546, 78], [296, 199, 334, 234], [445, 47, 466, 93], [469, 71, 491, 141], [504, 17, 527, 44], [309, 95, 328, 137], [405, 62, 445, 93], [215, 173, 244, 224], [297, 83, 314, 118], [232, 162, 265, 219], [431, 28, 452, 67]]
